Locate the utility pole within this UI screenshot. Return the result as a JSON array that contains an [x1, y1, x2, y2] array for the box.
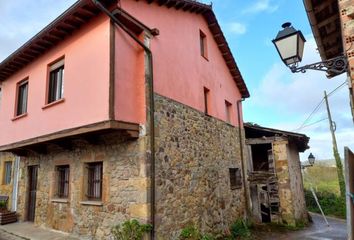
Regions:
[[324, 91, 345, 198]]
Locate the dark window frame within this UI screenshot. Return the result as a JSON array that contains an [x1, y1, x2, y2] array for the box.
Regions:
[[48, 59, 64, 104], [56, 165, 70, 198], [200, 30, 208, 59], [16, 80, 29, 116], [229, 168, 242, 190], [204, 87, 210, 115], [86, 162, 103, 201], [4, 161, 12, 185]]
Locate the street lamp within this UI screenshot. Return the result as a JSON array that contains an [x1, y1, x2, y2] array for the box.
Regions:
[[273, 22, 348, 75], [302, 152, 316, 169]]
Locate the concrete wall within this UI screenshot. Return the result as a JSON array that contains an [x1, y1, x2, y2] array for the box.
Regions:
[[154, 94, 246, 239], [16, 134, 149, 239], [0, 14, 111, 147]]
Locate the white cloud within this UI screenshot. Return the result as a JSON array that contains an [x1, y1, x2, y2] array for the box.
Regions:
[[248, 35, 354, 160], [242, 0, 279, 14], [228, 22, 247, 35]]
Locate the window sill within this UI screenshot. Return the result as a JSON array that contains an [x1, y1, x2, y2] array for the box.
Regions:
[[231, 186, 242, 190], [42, 98, 65, 110], [79, 201, 103, 206], [201, 55, 209, 61], [12, 113, 28, 121], [51, 198, 69, 203]]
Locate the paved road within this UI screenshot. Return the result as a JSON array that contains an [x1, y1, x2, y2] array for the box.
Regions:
[[0, 230, 26, 240], [259, 213, 347, 240]]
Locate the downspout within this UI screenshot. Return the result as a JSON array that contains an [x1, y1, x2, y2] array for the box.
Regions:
[[237, 98, 250, 217], [91, 1, 156, 238]]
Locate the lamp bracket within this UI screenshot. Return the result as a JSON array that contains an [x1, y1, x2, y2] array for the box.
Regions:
[[289, 55, 348, 75]]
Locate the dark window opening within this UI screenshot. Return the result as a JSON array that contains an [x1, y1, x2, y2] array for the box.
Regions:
[[56, 165, 69, 198], [229, 168, 242, 189], [48, 61, 64, 104], [251, 144, 272, 171], [4, 161, 12, 185], [204, 87, 210, 115], [86, 162, 103, 201], [16, 81, 28, 116], [200, 30, 208, 59], [225, 100, 232, 123]]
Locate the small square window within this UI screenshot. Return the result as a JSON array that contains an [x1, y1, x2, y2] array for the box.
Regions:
[[56, 165, 70, 198], [200, 30, 208, 59], [229, 168, 242, 190], [86, 162, 103, 201], [16, 80, 28, 116], [4, 161, 12, 185], [225, 100, 232, 124], [48, 59, 64, 104]]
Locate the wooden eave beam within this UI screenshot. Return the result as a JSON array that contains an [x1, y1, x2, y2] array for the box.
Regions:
[[246, 137, 277, 145], [313, 0, 333, 14], [0, 120, 139, 152], [317, 14, 339, 28]]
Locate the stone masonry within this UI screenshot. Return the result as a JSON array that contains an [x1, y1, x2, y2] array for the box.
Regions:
[[16, 134, 150, 240], [154, 94, 246, 239]]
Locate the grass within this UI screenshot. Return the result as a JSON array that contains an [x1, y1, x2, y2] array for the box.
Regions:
[[302, 161, 346, 219]]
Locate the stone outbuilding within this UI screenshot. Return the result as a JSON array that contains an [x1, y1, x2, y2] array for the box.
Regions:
[[244, 123, 309, 226]]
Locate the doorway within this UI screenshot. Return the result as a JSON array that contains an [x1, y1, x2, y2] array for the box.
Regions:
[[27, 165, 38, 222]]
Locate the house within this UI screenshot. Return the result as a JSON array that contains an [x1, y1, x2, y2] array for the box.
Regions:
[[0, 0, 250, 239], [302, 1, 354, 238], [244, 123, 309, 226]]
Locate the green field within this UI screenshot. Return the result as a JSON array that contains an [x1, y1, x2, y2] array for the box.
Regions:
[[302, 160, 346, 219]]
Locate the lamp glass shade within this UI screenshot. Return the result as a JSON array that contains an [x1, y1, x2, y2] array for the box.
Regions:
[[308, 153, 315, 165], [273, 23, 306, 66]]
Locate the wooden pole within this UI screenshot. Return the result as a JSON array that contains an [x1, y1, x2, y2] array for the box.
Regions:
[[324, 91, 346, 198]]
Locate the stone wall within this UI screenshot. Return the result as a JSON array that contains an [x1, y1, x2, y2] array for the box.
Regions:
[[0, 152, 16, 210], [273, 140, 308, 226], [16, 134, 150, 239], [287, 143, 308, 223], [154, 94, 246, 239]]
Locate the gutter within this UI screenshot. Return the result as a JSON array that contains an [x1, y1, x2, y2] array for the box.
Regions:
[[91, 1, 156, 238], [237, 98, 250, 217]]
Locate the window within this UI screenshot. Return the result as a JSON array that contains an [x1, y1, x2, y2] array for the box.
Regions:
[[0, 87, 2, 111], [56, 165, 70, 198], [229, 168, 242, 190], [204, 87, 210, 115], [48, 59, 64, 104], [4, 161, 12, 185], [225, 100, 232, 123], [86, 162, 103, 200], [16, 80, 28, 116], [200, 30, 208, 59]]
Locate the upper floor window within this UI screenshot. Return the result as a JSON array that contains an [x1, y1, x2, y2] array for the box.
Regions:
[[225, 100, 232, 123], [48, 59, 64, 104], [56, 165, 70, 198], [3, 161, 12, 185], [0, 87, 2, 111], [200, 30, 208, 59], [16, 80, 28, 116]]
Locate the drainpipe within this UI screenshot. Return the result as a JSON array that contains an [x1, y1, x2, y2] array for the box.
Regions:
[[236, 98, 250, 217], [91, 1, 156, 238]]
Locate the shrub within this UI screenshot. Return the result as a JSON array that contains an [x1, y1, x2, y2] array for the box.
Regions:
[[229, 219, 251, 239], [179, 226, 217, 240], [304, 189, 346, 219], [0, 200, 7, 209], [111, 219, 152, 240]]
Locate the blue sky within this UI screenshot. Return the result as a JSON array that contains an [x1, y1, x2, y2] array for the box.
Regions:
[[0, 0, 353, 160]]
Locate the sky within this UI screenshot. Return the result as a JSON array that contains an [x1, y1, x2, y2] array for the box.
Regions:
[[0, 0, 353, 161]]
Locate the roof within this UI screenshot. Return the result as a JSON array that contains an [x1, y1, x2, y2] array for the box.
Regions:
[[244, 123, 310, 152], [0, 0, 250, 98], [303, 0, 343, 77]]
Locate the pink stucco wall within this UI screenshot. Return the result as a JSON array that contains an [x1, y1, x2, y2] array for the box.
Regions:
[[0, 15, 111, 146], [114, 0, 243, 126]]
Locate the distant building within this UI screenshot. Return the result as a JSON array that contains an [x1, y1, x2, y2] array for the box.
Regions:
[[244, 123, 309, 226], [0, 0, 250, 239]]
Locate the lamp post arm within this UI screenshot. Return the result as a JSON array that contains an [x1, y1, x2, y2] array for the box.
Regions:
[[289, 55, 348, 75]]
